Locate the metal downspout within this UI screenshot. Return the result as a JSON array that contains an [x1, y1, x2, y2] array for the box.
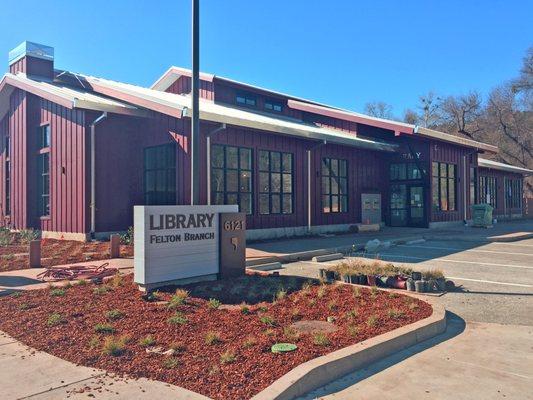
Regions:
[[90, 112, 107, 239]]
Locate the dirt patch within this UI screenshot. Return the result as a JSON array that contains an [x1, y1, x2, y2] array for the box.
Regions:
[[0, 239, 133, 272], [0, 274, 432, 400]]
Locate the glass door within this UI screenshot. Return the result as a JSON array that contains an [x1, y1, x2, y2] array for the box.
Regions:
[[409, 186, 425, 227], [390, 184, 408, 226]]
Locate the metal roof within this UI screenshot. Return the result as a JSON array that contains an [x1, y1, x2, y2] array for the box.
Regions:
[[478, 158, 533, 175], [0, 73, 149, 119], [152, 67, 498, 154], [79, 74, 397, 152]]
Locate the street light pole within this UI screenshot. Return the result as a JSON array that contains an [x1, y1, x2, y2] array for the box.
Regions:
[[191, 0, 200, 205]]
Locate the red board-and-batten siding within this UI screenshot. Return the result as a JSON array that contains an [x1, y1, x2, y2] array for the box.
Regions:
[[478, 167, 523, 217]]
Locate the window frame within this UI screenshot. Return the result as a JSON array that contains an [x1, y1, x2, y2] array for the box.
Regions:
[[143, 144, 177, 206], [4, 135, 10, 216], [431, 161, 457, 212], [258, 150, 294, 215], [37, 151, 50, 217], [321, 157, 348, 214], [210, 144, 253, 215], [505, 178, 522, 209], [479, 175, 497, 208], [264, 98, 283, 113], [39, 123, 51, 149]]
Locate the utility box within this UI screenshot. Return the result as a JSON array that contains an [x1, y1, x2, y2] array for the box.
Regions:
[[361, 193, 382, 225], [472, 204, 493, 227]]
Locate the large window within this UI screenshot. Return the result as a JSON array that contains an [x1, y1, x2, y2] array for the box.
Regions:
[[4, 136, 9, 215], [479, 176, 497, 208], [505, 178, 522, 209], [39, 124, 50, 148], [390, 163, 422, 181], [432, 162, 456, 211], [211, 145, 253, 214], [38, 152, 50, 216], [322, 158, 348, 213], [469, 167, 477, 205], [264, 99, 283, 113], [259, 150, 293, 214], [144, 144, 176, 205]]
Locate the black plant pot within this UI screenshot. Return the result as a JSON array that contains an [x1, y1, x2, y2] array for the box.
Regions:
[[412, 271, 422, 281], [359, 275, 368, 285]]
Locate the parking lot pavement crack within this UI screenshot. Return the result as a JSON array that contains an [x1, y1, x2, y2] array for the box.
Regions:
[[17, 372, 107, 399]]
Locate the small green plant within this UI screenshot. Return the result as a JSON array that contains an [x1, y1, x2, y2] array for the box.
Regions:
[[139, 335, 156, 347], [347, 324, 359, 337], [109, 274, 123, 287], [205, 331, 221, 345], [94, 323, 115, 334], [168, 293, 188, 309], [409, 302, 419, 310], [366, 315, 378, 327], [258, 305, 268, 312], [168, 312, 188, 325], [207, 298, 221, 310], [370, 286, 379, 298], [10, 291, 22, 298], [388, 292, 399, 298], [0, 226, 13, 246], [88, 336, 100, 349], [18, 228, 39, 244], [308, 298, 317, 306], [263, 328, 275, 337], [175, 288, 190, 300], [120, 226, 134, 245], [240, 303, 251, 315], [242, 336, 257, 348], [317, 285, 326, 299], [105, 309, 124, 321], [19, 303, 31, 310], [301, 280, 313, 293], [162, 357, 180, 369], [346, 309, 358, 320], [75, 279, 88, 286], [220, 351, 236, 364], [47, 313, 63, 327], [260, 315, 276, 326], [291, 307, 302, 321], [208, 364, 220, 375], [313, 332, 330, 346], [93, 286, 111, 295], [283, 326, 300, 342], [169, 342, 186, 353], [275, 287, 287, 301], [102, 335, 128, 356], [388, 308, 404, 319], [327, 300, 338, 310], [50, 288, 66, 297]]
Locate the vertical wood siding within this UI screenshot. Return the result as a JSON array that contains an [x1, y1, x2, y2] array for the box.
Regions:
[[0, 115, 8, 224], [166, 76, 214, 100], [478, 167, 523, 217]]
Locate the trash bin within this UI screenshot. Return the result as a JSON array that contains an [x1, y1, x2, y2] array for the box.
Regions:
[[472, 204, 493, 227]]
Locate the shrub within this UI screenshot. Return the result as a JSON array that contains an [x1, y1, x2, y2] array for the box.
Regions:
[[162, 357, 180, 369], [175, 288, 190, 301], [168, 312, 188, 325], [260, 315, 276, 326], [275, 287, 287, 301], [168, 293, 187, 309], [366, 315, 378, 327], [93, 286, 111, 295], [47, 313, 63, 327], [76, 279, 88, 286], [313, 332, 330, 346], [19, 228, 39, 244], [205, 331, 221, 345], [346, 309, 358, 320], [0, 227, 13, 246], [422, 268, 445, 280], [283, 326, 300, 342], [207, 298, 221, 310], [240, 303, 251, 315], [242, 336, 257, 348], [88, 336, 100, 349], [94, 323, 115, 334], [139, 335, 156, 347], [388, 308, 404, 319], [105, 309, 124, 321], [102, 336, 128, 356], [120, 226, 134, 245], [347, 324, 359, 337], [317, 286, 326, 299], [50, 288, 66, 297], [220, 351, 236, 364]]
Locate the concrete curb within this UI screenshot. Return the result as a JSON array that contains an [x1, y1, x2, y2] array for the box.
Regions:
[[251, 294, 446, 400]]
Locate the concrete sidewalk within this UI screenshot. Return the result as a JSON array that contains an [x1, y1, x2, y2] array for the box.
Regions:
[[0, 331, 209, 400]]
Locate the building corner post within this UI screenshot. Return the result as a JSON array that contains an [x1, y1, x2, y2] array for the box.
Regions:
[[191, 0, 200, 205]]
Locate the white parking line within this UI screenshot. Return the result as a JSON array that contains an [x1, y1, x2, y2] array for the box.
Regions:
[[398, 244, 532, 257], [363, 254, 533, 270], [446, 276, 533, 288]]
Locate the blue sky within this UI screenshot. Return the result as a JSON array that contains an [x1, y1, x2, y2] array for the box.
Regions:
[[0, 0, 531, 116]]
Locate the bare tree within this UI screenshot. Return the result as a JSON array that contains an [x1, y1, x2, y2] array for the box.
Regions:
[[417, 92, 441, 128], [364, 101, 394, 119], [403, 108, 419, 125], [440, 92, 483, 138]]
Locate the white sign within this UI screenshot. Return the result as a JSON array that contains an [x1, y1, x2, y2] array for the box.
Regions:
[[134, 205, 238, 288]]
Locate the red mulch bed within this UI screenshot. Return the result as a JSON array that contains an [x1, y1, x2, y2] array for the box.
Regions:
[[0, 275, 432, 400], [0, 239, 133, 272]]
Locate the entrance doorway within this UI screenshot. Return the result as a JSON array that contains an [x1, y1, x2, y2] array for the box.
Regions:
[[390, 184, 426, 227]]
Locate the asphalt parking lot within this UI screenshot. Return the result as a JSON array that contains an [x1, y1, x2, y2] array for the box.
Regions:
[[277, 232, 533, 400]]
